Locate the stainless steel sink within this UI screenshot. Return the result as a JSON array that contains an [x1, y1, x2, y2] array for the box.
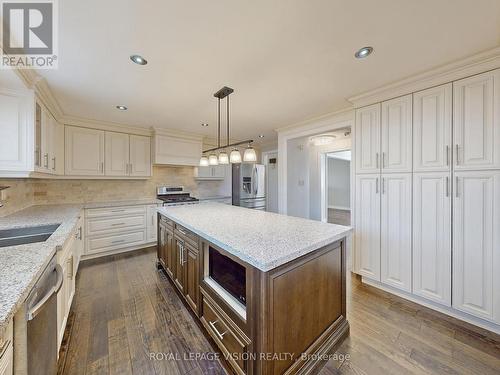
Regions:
[[0, 224, 61, 248]]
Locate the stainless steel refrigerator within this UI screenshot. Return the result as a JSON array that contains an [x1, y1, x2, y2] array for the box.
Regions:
[[232, 163, 266, 210]]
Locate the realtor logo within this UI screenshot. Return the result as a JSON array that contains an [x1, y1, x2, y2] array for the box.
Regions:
[[1, 0, 58, 69]]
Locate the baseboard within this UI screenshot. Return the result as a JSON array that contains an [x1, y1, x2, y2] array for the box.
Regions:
[[361, 277, 500, 335], [328, 205, 350, 211], [81, 241, 156, 261]]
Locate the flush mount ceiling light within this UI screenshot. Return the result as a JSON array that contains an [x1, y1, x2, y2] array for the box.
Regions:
[[130, 54, 148, 65], [258, 134, 265, 138], [354, 46, 373, 59], [310, 134, 336, 146], [199, 86, 254, 166], [116, 105, 128, 110], [201, 123, 209, 127]]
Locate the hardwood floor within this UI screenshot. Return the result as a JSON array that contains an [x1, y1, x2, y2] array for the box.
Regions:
[[328, 209, 351, 226], [58, 248, 500, 375]]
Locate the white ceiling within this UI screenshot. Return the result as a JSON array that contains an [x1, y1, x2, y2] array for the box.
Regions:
[[38, 0, 500, 143]]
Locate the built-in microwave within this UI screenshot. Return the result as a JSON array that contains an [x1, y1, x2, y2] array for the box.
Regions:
[[204, 246, 247, 319]]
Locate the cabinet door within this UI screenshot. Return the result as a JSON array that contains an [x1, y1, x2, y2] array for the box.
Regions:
[[157, 224, 166, 267], [65, 126, 105, 175], [354, 174, 380, 280], [413, 172, 451, 306], [147, 205, 158, 242], [40, 107, 51, 172], [380, 173, 412, 292], [52, 119, 64, 175], [381, 95, 412, 173], [57, 260, 68, 347], [453, 171, 500, 323], [453, 69, 500, 170], [174, 238, 186, 292], [413, 84, 452, 172], [355, 104, 381, 174], [165, 229, 174, 279], [212, 165, 226, 179], [105, 132, 129, 176], [185, 246, 199, 314], [130, 135, 151, 176]]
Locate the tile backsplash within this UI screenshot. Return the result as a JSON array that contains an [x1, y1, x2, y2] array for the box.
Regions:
[[0, 166, 230, 217]]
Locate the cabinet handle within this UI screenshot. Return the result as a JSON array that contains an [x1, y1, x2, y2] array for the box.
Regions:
[[446, 145, 450, 166], [35, 149, 40, 166], [111, 209, 125, 213], [382, 152, 386, 168], [382, 177, 385, 194], [445, 176, 449, 197], [111, 222, 126, 226], [455, 144, 459, 165], [209, 320, 227, 341], [52, 157, 56, 170], [79, 226, 82, 240], [112, 239, 125, 244], [44, 153, 49, 168], [67, 256, 74, 279], [455, 176, 459, 198], [178, 228, 188, 236], [376, 153, 379, 169], [129, 163, 132, 174], [376, 177, 379, 194]]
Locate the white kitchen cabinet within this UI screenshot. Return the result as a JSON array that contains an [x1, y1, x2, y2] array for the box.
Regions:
[[0, 89, 33, 174], [380, 173, 412, 292], [35, 102, 64, 175], [65, 126, 105, 176], [354, 174, 380, 280], [412, 172, 451, 306], [195, 165, 226, 180], [74, 214, 84, 274], [147, 204, 159, 242], [153, 132, 202, 166], [57, 231, 76, 349], [381, 95, 412, 173], [0, 319, 13, 375], [453, 69, 500, 171], [105, 131, 129, 176], [355, 104, 381, 174], [452, 170, 500, 323], [413, 84, 452, 172], [129, 135, 151, 177]]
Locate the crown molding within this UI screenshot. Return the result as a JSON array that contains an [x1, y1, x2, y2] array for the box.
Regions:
[[275, 107, 354, 135], [348, 46, 500, 108], [63, 115, 152, 136]]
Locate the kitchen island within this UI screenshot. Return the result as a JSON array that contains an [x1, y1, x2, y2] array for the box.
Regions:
[[157, 202, 351, 375]]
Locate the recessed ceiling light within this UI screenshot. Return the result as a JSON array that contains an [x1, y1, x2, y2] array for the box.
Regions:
[[354, 46, 373, 59], [258, 134, 265, 138], [201, 123, 209, 127], [116, 105, 128, 110], [130, 54, 147, 65]]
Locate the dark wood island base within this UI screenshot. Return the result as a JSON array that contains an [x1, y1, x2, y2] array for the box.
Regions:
[[157, 213, 349, 375]]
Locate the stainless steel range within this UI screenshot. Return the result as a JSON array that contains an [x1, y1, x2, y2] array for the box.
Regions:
[[157, 186, 199, 206]]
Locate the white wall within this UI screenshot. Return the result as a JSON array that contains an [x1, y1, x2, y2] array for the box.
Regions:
[[328, 157, 350, 209], [286, 137, 309, 218]]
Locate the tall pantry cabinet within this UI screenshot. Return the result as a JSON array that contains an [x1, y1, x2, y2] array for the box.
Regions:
[[355, 68, 500, 327]]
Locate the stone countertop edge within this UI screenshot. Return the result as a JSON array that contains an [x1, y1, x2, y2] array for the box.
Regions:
[[156, 205, 352, 272]]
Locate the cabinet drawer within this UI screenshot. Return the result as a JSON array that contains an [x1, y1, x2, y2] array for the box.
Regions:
[[85, 205, 146, 218], [175, 224, 199, 248], [159, 215, 174, 229], [86, 230, 146, 254], [87, 214, 146, 235], [0, 320, 13, 375], [201, 298, 248, 375]]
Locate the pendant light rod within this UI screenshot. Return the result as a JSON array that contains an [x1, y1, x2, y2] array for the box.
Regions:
[[227, 95, 230, 147], [217, 97, 221, 148], [203, 139, 254, 154]]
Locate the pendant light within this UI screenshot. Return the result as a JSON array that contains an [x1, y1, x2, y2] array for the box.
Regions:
[[208, 153, 219, 165], [218, 151, 229, 165], [230, 148, 242, 163], [217, 96, 229, 164], [199, 155, 209, 166], [243, 143, 257, 162]]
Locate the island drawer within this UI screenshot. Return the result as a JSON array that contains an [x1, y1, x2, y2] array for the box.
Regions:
[[159, 215, 174, 229], [201, 298, 249, 375], [174, 225, 199, 248]]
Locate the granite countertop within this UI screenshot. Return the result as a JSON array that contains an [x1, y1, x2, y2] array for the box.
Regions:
[[0, 204, 83, 336], [157, 202, 351, 272]]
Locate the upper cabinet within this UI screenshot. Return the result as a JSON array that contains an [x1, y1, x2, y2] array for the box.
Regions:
[[355, 103, 381, 174], [65, 126, 105, 176], [67, 127, 151, 177], [35, 102, 64, 175], [381, 94, 413, 173], [453, 69, 500, 171], [153, 129, 203, 167], [194, 165, 227, 180], [413, 84, 452, 172]]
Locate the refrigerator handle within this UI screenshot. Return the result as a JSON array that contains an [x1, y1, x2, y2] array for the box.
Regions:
[[254, 167, 258, 196]]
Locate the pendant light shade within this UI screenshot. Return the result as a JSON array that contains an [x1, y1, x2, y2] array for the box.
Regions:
[[208, 153, 219, 165], [243, 145, 257, 162], [230, 148, 242, 163], [218, 151, 229, 165], [199, 155, 209, 166]]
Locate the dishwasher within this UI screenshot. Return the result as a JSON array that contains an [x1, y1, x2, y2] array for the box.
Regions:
[[25, 255, 63, 375]]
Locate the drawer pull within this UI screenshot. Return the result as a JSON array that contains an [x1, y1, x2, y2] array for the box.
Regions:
[[111, 222, 126, 226], [178, 228, 188, 236], [209, 320, 226, 341], [111, 209, 125, 213], [111, 239, 125, 244], [0, 339, 11, 360]]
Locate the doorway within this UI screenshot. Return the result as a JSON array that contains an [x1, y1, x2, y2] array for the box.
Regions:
[[325, 150, 351, 225]]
